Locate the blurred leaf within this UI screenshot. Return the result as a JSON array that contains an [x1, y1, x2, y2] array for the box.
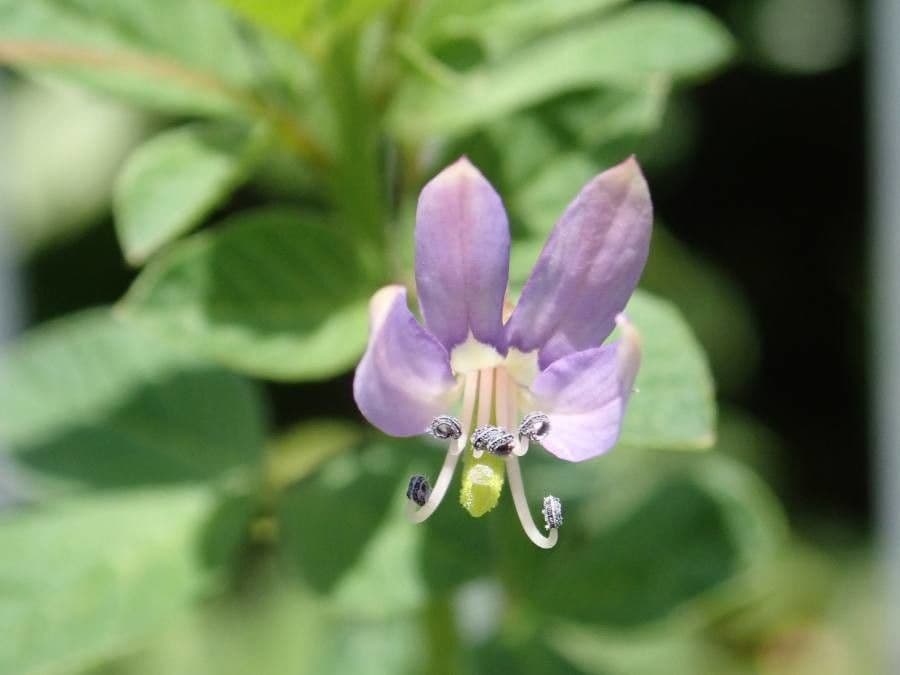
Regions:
[[391, 3, 734, 141], [473, 638, 590, 675], [267, 419, 365, 492], [549, 622, 746, 675], [120, 208, 372, 381], [0, 309, 266, 491], [0, 487, 219, 675], [553, 78, 671, 149], [277, 443, 400, 593], [511, 152, 598, 235], [1, 80, 148, 255], [0, 0, 290, 116], [642, 227, 760, 394], [93, 573, 325, 675], [417, 0, 630, 58], [312, 618, 425, 675], [329, 492, 426, 619], [499, 454, 783, 627], [619, 290, 716, 450], [114, 122, 265, 265], [217, 0, 311, 43]]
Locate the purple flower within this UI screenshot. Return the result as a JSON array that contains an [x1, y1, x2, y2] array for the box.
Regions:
[[353, 157, 651, 548]]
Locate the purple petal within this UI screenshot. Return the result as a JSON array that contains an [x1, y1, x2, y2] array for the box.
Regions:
[[415, 157, 510, 354], [353, 285, 458, 436], [528, 315, 641, 462], [505, 157, 651, 368]]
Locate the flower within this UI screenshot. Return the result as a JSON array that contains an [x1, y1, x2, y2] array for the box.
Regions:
[[353, 156, 651, 548]]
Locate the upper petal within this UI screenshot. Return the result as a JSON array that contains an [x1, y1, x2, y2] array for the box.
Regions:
[[415, 157, 510, 354], [527, 315, 641, 462], [353, 285, 458, 437], [505, 157, 651, 368]]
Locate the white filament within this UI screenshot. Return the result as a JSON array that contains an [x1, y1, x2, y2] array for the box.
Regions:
[[407, 370, 479, 523], [472, 368, 494, 458], [495, 369, 557, 549], [505, 454, 558, 549]]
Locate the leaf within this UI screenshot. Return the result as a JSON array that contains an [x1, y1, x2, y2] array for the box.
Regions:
[[0, 0, 314, 118], [3, 80, 148, 255], [217, 0, 311, 43], [391, 3, 734, 141], [619, 290, 717, 450], [510, 152, 598, 235], [0, 309, 265, 491], [553, 78, 671, 149], [120, 208, 373, 381], [114, 122, 265, 265], [416, 0, 630, 58], [0, 487, 220, 675], [277, 443, 401, 593], [498, 454, 783, 627]]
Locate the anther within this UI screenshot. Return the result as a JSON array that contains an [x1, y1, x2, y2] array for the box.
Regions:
[[427, 415, 462, 440], [519, 412, 550, 442], [541, 495, 563, 530], [407, 474, 431, 507], [472, 425, 515, 456]]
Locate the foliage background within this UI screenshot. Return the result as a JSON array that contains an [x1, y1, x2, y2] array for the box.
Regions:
[[0, 0, 874, 674]]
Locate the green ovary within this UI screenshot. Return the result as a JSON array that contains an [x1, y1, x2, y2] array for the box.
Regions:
[[460, 449, 506, 517]]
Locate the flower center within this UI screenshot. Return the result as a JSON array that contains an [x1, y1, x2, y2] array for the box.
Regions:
[[405, 354, 560, 549]]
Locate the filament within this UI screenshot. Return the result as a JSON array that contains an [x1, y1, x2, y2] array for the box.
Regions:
[[473, 368, 495, 458], [406, 370, 479, 523], [505, 454, 558, 549]]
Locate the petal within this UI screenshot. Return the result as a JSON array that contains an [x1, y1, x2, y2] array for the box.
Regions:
[[353, 285, 458, 436], [505, 157, 651, 368], [415, 157, 510, 354], [528, 315, 641, 462]]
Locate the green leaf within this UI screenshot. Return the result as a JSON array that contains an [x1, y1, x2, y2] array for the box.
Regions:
[[277, 443, 401, 593], [0, 309, 265, 491], [619, 290, 716, 450], [4, 80, 148, 255], [0, 487, 220, 675], [0, 0, 314, 118], [391, 3, 734, 140], [510, 152, 598, 235], [416, 0, 629, 58], [217, 0, 311, 43], [120, 208, 373, 381], [114, 122, 265, 265], [553, 78, 671, 149], [498, 454, 783, 627]]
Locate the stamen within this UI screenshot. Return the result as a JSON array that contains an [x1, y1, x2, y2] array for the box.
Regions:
[[406, 475, 431, 506], [541, 495, 563, 530], [427, 415, 462, 440], [472, 425, 515, 456], [518, 411, 550, 443], [505, 454, 558, 549], [406, 371, 479, 523]]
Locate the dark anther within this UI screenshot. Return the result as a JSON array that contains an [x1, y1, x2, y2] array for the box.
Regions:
[[407, 474, 431, 506]]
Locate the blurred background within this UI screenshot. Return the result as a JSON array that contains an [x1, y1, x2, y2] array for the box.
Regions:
[[0, 0, 893, 674]]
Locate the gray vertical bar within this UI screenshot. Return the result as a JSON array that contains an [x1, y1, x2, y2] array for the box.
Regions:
[[872, 0, 900, 672]]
